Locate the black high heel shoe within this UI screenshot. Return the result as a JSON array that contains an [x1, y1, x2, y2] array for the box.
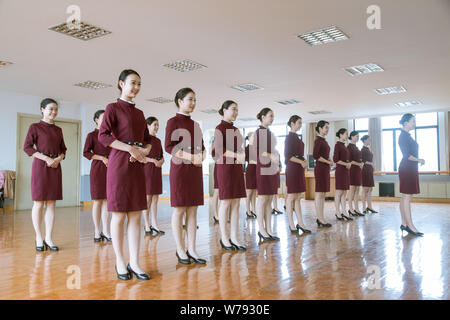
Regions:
[[176, 252, 191, 264], [230, 239, 247, 250], [290, 227, 298, 233], [268, 234, 280, 241], [401, 225, 424, 237], [144, 226, 153, 235], [335, 214, 344, 221], [250, 211, 257, 218], [316, 219, 332, 228], [115, 265, 131, 280], [43, 240, 59, 251], [257, 231, 272, 242], [100, 232, 112, 242], [354, 210, 365, 217], [94, 234, 102, 242], [213, 216, 219, 223], [342, 214, 353, 221], [348, 210, 358, 217], [35, 241, 46, 251], [246, 212, 254, 219], [186, 251, 207, 264], [296, 224, 311, 233], [367, 207, 378, 213], [127, 264, 150, 280], [220, 239, 235, 251], [182, 224, 199, 229], [150, 226, 165, 235], [272, 209, 283, 215]]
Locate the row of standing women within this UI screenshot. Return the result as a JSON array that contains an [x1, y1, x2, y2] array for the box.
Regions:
[[23, 69, 425, 281]]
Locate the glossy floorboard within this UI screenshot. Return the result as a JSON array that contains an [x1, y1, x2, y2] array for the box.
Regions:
[[0, 199, 448, 300]]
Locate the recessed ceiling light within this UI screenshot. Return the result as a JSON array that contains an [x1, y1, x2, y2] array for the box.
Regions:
[[276, 99, 302, 105], [49, 22, 111, 41], [231, 83, 264, 92], [163, 59, 207, 72], [298, 26, 349, 46], [237, 117, 257, 122], [374, 86, 406, 95], [0, 61, 13, 67], [146, 97, 173, 104], [308, 110, 332, 115], [394, 101, 421, 107], [200, 109, 218, 114], [74, 80, 112, 90], [344, 63, 384, 76]]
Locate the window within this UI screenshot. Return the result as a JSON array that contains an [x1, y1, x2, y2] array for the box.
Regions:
[[353, 118, 369, 150], [380, 112, 439, 172]]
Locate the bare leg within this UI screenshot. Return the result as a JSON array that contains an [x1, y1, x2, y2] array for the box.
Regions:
[[272, 195, 279, 211], [265, 197, 273, 234], [340, 191, 347, 215], [286, 193, 296, 230], [100, 200, 110, 237], [334, 190, 342, 216], [212, 189, 219, 219], [92, 200, 102, 238], [172, 207, 188, 259], [348, 186, 355, 212], [251, 190, 256, 213], [229, 199, 243, 246], [399, 194, 407, 226], [354, 186, 360, 212], [361, 187, 367, 211], [127, 211, 145, 274], [256, 195, 270, 237], [315, 192, 327, 222], [44, 201, 56, 246], [219, 199, 232, 246], [143, 195, 151, 232], [294, 194, 306, 228], [150, 195, 160, 230], [367, 187, 374, 210], [32, 201, 45, 246], [111, 212, 127, 274], [246, 189, 252, 214], [403, 194, 420, 232], [186, 206, 201, 258]]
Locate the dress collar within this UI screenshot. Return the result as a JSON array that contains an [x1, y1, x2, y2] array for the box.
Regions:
[[221, 120, 234, 127], [40, 120, 55, 126], [176, 112, 191, 119], [117, 98, 135, 106]]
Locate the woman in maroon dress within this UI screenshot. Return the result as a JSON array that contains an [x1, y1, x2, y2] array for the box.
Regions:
[[284, 115, 311, 234], [254, 108, 280, 242], [347, 131, 364, 217], [214, 100, 247, 250], [142, 117, 165, 235], [211, 140, 220, 223], [313, 120, 332, 227], [244, 132, 257, 218], [398, 114, 424, 236], [98, 69, 152, 280], [165, 88, 207, 264], [24, 98, 66, 251], [361, 135, 377, 214], [83, 110, 111, 242], [333, 128, 353, 221]]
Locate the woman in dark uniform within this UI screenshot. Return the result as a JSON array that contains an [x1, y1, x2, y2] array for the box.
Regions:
[[312, 120, 332, 227], [164, 88, 207, 264], [211, 139, 220, 223], [99, 69, 152, 280], [214, 100, 247, 250], [333, 128, 353, 221], [284, 115, 311, 234], [361, 135, 377, 214], [143, 117, 165, 235], [254, 108, 280, 242], [24, 98, 66, 251], [83, 110, 111, 242], [347, 131, 364, 217], [244, 132, 257, 218], [398, 113, 424, 236]]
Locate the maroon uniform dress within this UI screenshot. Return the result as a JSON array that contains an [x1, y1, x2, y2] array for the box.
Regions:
[[165, 113, 205, 207], [398, 129, 420, 194], [213, 120, 246, 200], [24, 121, 67, 201], [361, 146, 375, 187], [284, 132, 306, 194], [348, 143, 362, 186], [83, 129, 111, 200], [245, 145, 257, 189], [144, 135, 163, 195], [333, 141, 350, 190], [255, 126, 279, 195], [98, 99, 152, 212], [313, 136, 330, 193]]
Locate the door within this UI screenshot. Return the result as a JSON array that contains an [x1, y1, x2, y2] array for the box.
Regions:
[[15, 114, 81, 210]]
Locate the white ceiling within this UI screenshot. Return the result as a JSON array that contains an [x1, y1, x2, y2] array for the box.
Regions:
[[1, 0, 449, 126]]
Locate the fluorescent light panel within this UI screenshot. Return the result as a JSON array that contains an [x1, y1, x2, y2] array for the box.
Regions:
[[375, 86, 406, 95], [74, 80, 112, 90], [298, 26, 348, 46], [344, 63, 384, 76], [231, 83, 264, 92], [200, 109, 218, 114], [163, 59, 207, 72], [308, 110, 332, 115], [277, 99, 301, 105], [0, 61, 13, 67], [49, 22, 111, 41], [394, 101, 421, 107], [147, 97, 173, 104]]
